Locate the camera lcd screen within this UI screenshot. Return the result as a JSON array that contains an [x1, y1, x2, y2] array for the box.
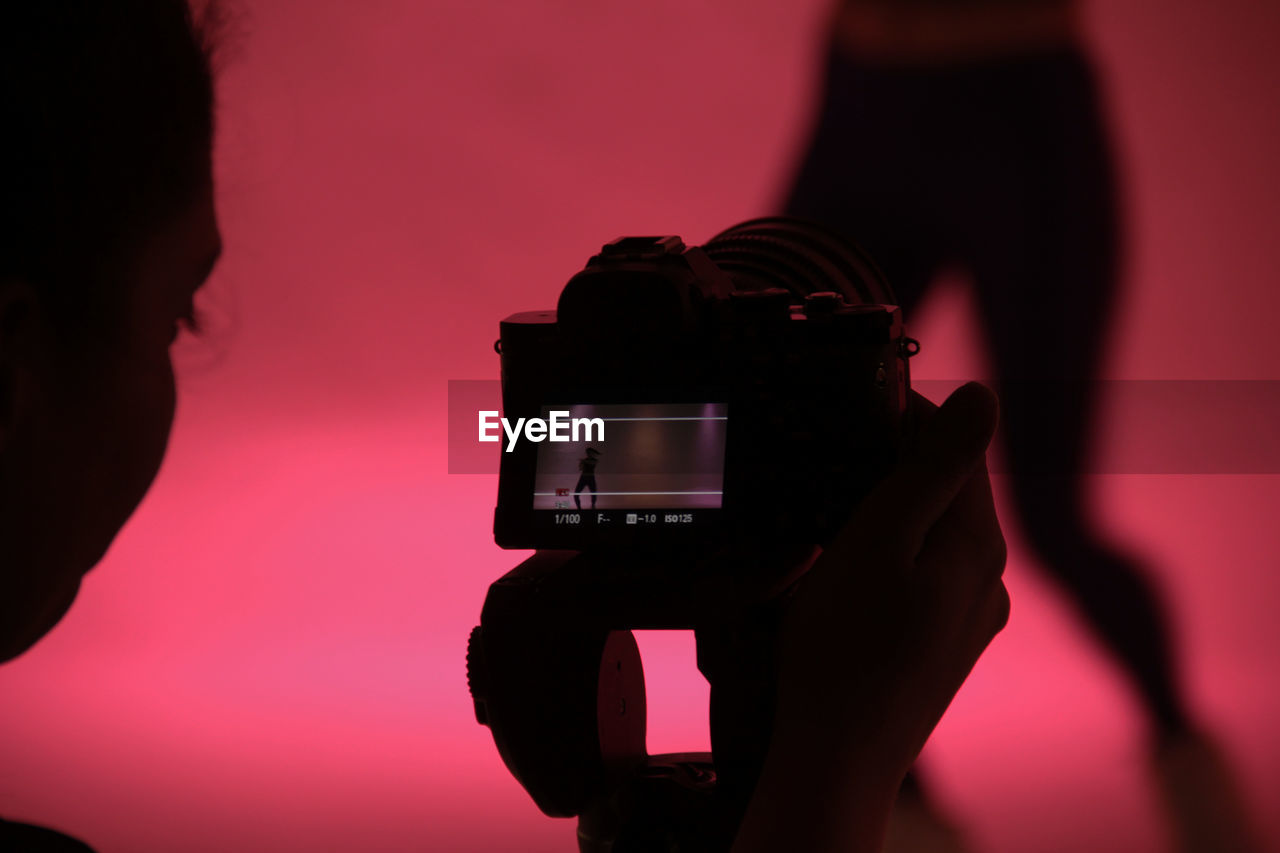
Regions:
[[531, 403, 728, 524]]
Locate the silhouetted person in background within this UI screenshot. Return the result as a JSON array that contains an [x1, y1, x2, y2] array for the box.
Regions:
[[782, 1, 1259, 850], [0, 4, 1013, 852], [574, 447, 601, 510]]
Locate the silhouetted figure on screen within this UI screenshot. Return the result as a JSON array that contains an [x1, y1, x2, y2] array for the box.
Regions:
[[782, 1, 1260, 850], [574, 447, 601, 510], [0, 2, 220, 849]]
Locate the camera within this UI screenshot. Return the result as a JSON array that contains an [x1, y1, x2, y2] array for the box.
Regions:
[[493, 217, 914, 550], [469, 218, 917, 851]]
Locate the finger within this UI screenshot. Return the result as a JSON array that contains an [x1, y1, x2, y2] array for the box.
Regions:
[[984, 580, 1012, 639], [917, 460, 1007, 593], [830, 382, 1000, 562], [932, 579, 1012, 706]]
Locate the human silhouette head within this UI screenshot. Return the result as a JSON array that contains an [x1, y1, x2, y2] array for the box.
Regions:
[[0, 1, 222, 662]]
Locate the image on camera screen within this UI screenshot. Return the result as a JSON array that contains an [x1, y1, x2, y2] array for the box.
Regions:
[[532, 403, 728, 511]]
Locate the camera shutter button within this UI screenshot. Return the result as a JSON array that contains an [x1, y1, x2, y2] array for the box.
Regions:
[[803, 291, 843, 316]]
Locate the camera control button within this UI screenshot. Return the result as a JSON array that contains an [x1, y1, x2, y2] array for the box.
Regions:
[[803, 291, 844, 316]]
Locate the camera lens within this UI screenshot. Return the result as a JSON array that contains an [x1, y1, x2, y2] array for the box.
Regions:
[[703, 217, 895, 306]]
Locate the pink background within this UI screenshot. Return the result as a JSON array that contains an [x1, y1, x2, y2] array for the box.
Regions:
[[2, 1, 1278, 850]]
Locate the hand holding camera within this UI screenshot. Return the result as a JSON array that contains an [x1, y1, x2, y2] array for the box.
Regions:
[[471, 220, 1010, 852], [735, 382, 1008, 852]]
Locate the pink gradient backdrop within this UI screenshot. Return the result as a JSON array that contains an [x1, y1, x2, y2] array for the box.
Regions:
[[2, 1, 1278, 850]]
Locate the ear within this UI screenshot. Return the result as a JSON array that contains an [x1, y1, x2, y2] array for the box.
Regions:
[[0, 278, 41, 451]]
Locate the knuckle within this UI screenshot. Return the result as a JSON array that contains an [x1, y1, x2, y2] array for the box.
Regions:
[[987, 531, 1008, 580], [989, 583, 1011, 635]]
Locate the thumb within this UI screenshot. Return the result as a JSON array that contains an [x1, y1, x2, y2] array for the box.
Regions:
[[828, 382, 999, 562]]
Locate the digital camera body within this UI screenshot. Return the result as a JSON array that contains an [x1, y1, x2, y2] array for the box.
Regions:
[[470, 218, 917, 850], [493, 220, 913, 551]]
